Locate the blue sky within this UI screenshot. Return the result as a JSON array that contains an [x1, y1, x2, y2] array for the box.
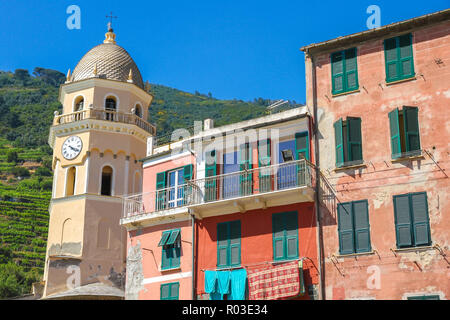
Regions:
[[0, 1, 448, 103]]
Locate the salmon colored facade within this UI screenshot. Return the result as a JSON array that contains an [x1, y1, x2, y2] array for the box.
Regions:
[[302, 11, 450, 300]]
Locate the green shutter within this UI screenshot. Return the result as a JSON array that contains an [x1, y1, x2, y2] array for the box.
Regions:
[[161, 246, 171, 269], [217, 222, 228, 267], [385, 34, 415, 82], [403, 107, 421, 154], [205, 150, 217, 202], [352, 200, 371, 253], [285, 211, 299, 259], [160, 283, 170, 300], [388, 108, 402, 158], [170, 282, 180, 300], [346, 117, 363, 163], [229, 220, 241, 266], [338, 203, 354, 254], [272, 213, 285, 260], [166, 229, 180, 246], [334, 119, 344, 167], [410, 192, 431, 247], [273, 212, 298, 261], [399, 34, 415, 78], [156, 171, 167, 210], [183, 164, 193, 181], [345, 48, 359, 91], [384, 37, 399, 82], [239, 143, 252, 196], [394, 194, 413, 248], [295, 132, 309, 161], [331, 51, 345, 94], [158, 231, 171, 247]]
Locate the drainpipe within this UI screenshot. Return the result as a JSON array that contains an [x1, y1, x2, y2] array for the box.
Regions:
[[309, 52, 326, 300], [190, 209, 196, 300]]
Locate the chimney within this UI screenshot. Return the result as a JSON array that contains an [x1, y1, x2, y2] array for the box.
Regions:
[[204, 119, 214, 130]]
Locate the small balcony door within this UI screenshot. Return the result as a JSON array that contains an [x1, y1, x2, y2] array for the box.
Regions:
[[168, 168, 185, 208]]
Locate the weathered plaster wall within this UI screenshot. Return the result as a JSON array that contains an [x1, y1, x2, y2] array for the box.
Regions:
[[125, 219, 193, 300], [305, 21, 450, 299]]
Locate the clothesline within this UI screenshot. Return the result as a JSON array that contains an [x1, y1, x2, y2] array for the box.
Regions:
[[200, 257, 306, 272]]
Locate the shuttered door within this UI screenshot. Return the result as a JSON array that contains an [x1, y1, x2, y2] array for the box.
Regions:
[[334, 119, 345, 167], [388, 108, 402, 158], [345, 48, 358, 91], [346, 117, 363, 163], [403, 107, 421, 154], [353, 200, 371, 253], [205, 150, 217, 202], [338, 203, 354, 254], [331, 51, 345, 94], [394, 194, 413, 248], [410, 192, 431, 246]]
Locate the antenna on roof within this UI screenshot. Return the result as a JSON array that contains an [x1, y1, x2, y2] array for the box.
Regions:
[[267, 99, 288, 114]]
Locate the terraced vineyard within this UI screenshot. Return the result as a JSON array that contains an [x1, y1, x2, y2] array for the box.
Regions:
[[0, 184, 50, 271]]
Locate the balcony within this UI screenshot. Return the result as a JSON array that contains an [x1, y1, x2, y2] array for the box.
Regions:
[[121, 159, 315, 225], [52, 108, 156, 135]]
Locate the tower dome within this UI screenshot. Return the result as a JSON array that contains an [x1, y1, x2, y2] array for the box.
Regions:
[[71, 28, 144, 89]]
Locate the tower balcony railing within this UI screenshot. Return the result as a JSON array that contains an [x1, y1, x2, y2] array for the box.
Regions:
[[122, 159, 315, 220], [53, 108, 156, 135]]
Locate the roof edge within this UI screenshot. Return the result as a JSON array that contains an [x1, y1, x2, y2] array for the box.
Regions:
[[300, 9, 450, 55]]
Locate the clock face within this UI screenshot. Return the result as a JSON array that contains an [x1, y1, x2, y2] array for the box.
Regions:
[[62, 136, 83, 160]]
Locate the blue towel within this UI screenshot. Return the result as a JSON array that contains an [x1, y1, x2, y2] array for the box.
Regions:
[[229, 269, 247, 300], [217, 271, 231, 295], [204, 270, 217, 294], [210, 292, 223, 300]]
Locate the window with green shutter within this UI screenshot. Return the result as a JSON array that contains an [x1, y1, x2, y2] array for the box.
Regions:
[[388, 107, 421, 159], [217, 220, 241, 268], [331, 47, 359, 95], [384, 33, 415, 83], [161, 229, 181, 270], [272, 211, 298, 261], [337, 200, 371, 255], [393, 192, 431, 249], [407, 295, 440, 300], [156, 171, 167, 211], [334, 117, 363, 167], [161, 282, 180, 300]]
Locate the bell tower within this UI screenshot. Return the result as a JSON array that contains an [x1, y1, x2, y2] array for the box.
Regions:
[[42, 25, 154, 299]]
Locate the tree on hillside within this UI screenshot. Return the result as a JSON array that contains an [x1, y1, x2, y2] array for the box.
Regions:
[[6, 150, 18, 163], [32, 68, 65, 86], [0, 262, 40, 298], [14, 69, 30, 84]]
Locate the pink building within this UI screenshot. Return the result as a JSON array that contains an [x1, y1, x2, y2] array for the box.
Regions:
[[301, 9, 450, 300]]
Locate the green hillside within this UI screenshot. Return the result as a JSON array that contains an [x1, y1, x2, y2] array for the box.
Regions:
[[0, 68, 303, 298]]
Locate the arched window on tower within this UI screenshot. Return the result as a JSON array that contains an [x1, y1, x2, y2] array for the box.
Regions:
[[101, 166, 113, 196], [66, 167, 76, 196], [105, 96, 117, 121], [74, 96, 84, 112], [134, 104, 142, 118]]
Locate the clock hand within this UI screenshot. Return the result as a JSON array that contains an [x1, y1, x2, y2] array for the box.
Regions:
[[69, 145, 80, 152]]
